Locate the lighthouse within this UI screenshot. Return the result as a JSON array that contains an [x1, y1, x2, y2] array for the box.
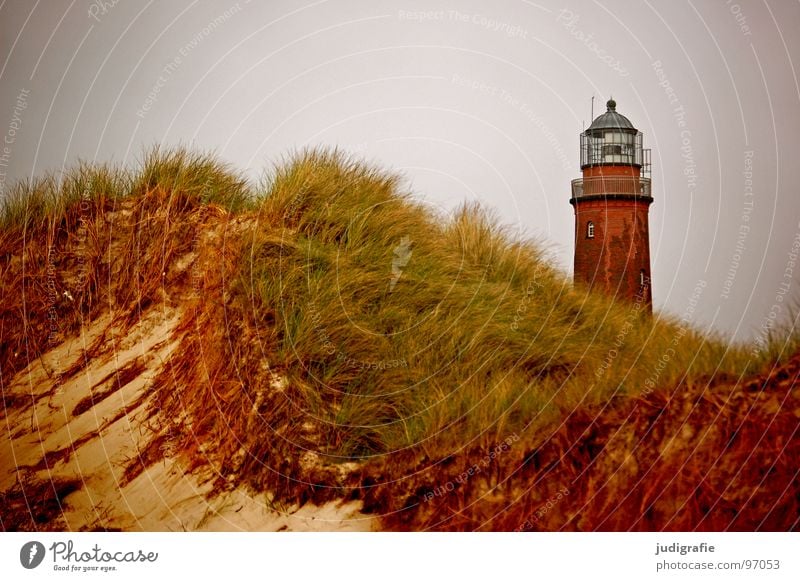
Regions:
[[570, 98, 653, 312]]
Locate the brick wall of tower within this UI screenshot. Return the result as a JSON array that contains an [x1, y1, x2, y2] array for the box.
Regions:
[[573, 198, 652, 310]]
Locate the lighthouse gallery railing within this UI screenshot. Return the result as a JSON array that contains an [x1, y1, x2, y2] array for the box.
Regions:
[[570, 177, 651, 199]]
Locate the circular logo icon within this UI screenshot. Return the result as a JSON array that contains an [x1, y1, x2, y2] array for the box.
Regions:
[[20, 541, 46, 569]]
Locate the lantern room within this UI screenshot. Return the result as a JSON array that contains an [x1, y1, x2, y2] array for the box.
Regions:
[[579, 99, 650, 175]]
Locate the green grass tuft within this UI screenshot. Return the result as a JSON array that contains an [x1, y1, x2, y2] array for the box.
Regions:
[[234, 148, 800, 458]]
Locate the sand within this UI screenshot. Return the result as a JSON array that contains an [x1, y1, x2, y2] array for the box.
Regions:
[[0, 305, 376, 532]]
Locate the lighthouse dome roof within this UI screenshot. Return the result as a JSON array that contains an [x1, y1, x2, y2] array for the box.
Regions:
[[587, 98, 637, 132]]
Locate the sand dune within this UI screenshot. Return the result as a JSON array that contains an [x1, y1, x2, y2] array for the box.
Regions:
[[0, 306, 375, 532]]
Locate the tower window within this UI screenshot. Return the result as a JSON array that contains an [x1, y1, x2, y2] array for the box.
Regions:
[[587, 221, 595, 238]]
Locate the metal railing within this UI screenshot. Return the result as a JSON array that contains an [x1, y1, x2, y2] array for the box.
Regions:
[[571, 177, 651, 198]]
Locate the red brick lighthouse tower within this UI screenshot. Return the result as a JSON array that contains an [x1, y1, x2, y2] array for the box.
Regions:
[[570, 98, 653, 312]]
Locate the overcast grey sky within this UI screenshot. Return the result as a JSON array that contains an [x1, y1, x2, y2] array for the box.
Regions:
[[1, 0, 799, 343]]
